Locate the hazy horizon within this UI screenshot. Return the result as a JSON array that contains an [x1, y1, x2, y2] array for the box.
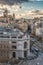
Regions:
[[0, 1, 43, 19]]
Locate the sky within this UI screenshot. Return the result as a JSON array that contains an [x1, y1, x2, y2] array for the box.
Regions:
[[10, 1, 43, 18], [0, 1, 43, 18]]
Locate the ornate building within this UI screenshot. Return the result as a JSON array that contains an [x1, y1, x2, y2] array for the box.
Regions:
[[0, 27, 30, 62]]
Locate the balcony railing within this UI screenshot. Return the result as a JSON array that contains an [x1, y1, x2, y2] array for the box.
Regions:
[[0, 48, 10, 51]]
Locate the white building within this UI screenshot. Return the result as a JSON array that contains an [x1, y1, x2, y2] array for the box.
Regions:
[[35, 20, 43, 36], [0, 27, 30, 62], [9, 28, 30, 59]]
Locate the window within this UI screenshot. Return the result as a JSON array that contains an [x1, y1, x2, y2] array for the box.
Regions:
[[4, 45, 6, 48], [7, 45, 9, 48], [1, 45, 2, 48], [0, 36, 3, 38], [0, 36, 9, 38], [24, 51, 27, 57], [0, 51, 2, 56], [24, 42, 27, 48], [39, 23, 42, 27], [0, 32, 3, 34], [3, 51, 6, 56], [18, 36, 22, 38], [11, 36, 16, 38], [12, 46, 16, 49], [13, 52, 16, 58], [12, 41, 16, 43]]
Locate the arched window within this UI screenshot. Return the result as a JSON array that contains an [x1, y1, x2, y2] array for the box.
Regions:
[[24, 42, 27, 48], [24, 51, 27, 57]]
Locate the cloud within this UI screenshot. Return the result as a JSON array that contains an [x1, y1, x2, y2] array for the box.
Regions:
[[31, 10, 43, 15], [15, 10, 43, 18], [0, 3, 43, 18]]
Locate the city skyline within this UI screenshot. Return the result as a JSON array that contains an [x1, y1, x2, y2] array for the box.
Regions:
[[0, 1, 43, 18]]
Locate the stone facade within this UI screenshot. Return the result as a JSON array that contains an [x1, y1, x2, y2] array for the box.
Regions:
[[0, 28, 30, 62]]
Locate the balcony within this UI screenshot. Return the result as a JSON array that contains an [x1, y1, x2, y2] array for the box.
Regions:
[[0, 48, 10, 51]]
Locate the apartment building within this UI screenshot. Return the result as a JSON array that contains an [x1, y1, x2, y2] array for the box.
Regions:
[[35, 19, 43, 36], [0, 27, 30, 62], [30, 17, 43, 36]]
